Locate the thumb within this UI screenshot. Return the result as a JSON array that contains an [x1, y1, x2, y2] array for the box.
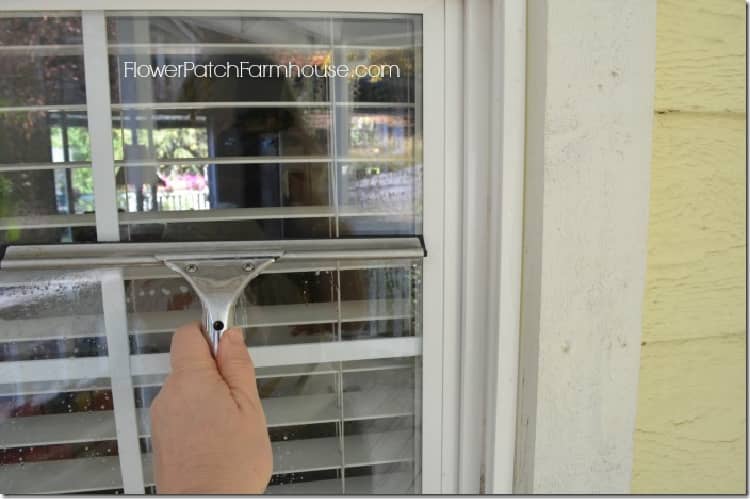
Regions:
[[169, 321, 216, 374], [216, 328, 262, 411]]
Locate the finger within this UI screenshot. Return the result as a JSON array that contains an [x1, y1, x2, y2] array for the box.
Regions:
[[169, 321, 216, 373], [216, 328, 262, 410]]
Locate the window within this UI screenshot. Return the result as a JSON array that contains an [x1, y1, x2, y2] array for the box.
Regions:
[[0, 6, 446, 495]]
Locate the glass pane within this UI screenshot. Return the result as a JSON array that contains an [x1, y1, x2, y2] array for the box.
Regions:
[[112, 107, 329, 161], [0, 16, 84, 107], [334, 49, 416, 104], [115, 163, 330, 212], [0, 111, 95, 244], [109, 49, 330, 104], [336, 106, 415, 160], [0, 16, 82, 45], [125, 258, 421, 494], [0, 12, 94, 246], [339, 162, 419, 212], [107, 14, 422, 242], [107, 16, 330, 46], [127, 260, 419, 352], [117, 218, 334, 242], [134, 357, 421, 495], [0, 271, 122, 494]]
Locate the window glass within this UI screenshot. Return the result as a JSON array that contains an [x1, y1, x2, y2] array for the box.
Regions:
[[106, 14, 422, 240], [0, 271, 121, 494], [0, 11, 424, 495], [0, 15, 95, 244]]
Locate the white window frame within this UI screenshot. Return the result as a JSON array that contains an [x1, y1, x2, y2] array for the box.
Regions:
[[0, 0, 534, 494]]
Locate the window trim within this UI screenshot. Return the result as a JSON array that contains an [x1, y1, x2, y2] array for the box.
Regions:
[[444, 0, 526, 493]]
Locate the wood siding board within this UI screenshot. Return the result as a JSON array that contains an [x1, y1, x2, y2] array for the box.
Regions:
[[633, 0, 747, 492], [632, 336, 746, 493], [654, 0, 746, 113], [643, 113, 746, 343]]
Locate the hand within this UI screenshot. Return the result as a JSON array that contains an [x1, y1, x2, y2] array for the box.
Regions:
[[150, 322, 273, 493]]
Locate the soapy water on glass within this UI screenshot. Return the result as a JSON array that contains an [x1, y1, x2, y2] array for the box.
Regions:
[[0, 270, 116, 469]]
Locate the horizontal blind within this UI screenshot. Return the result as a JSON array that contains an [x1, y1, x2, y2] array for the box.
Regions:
[[0, 10, 424, 495]]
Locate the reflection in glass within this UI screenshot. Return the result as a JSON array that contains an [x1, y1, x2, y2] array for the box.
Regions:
[[0, 16, 82, 46], [339, 163, 419, 213], [107, 16, 330, 46], [118, 218, 334, 242], [105, 14, 422, 242], [0, 54, 85, 107], [0, 111, 94, 244], [334, 49, 416, 103], [336, 107, 414, 160], [0, 16, 84, 107], [115, 163, 329, 213], [109, 50, 330, 104]]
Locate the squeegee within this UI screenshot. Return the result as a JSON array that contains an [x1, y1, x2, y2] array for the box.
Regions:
[[0, 237, 426, 355]]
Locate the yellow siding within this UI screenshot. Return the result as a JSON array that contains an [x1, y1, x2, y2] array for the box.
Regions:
[[655, 0, 745, 113], [632, 0, 746, 493]]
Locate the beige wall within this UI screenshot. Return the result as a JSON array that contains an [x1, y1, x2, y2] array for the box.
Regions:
[[631, 0, 746, 493]]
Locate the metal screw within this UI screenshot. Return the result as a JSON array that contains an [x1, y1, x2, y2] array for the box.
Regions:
[[185, 264, 198, 273], [243, 262, 255, 272]]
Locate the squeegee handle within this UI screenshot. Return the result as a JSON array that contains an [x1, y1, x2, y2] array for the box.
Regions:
[[201, 306, 228, 357]]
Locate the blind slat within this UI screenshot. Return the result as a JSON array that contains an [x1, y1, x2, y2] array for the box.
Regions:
[[0, 162, 90, 172], [1, 431, 412, 493], [111, 101, 414, 111], [0, 456, 124, 494], [0, 360, 412, 397], [0, 345, 417, 386], [1, 389, 412, 447], [266, 471, 415, 495], [122, 258, 411, 280], [1, 299, 411, 342], [0, 207, 415, 230], [120, 206, 334, 224], [107, 43, 414, 54], [0, 213, 95, 230]]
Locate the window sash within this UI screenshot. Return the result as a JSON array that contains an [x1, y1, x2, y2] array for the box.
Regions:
[[0, 0, 449, 493]]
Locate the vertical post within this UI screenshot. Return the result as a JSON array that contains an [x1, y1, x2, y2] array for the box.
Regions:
[[82, 11, 119, 241], [515, 0, 656, 492], [440, 0, 464, 493], [458, 0, 491, 493], [483, 0, 526, 493], [420, 0, 447, 492], [100, 269, 146, 493], [328, 17, 341, 238], [84, 12, 145, 493]]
